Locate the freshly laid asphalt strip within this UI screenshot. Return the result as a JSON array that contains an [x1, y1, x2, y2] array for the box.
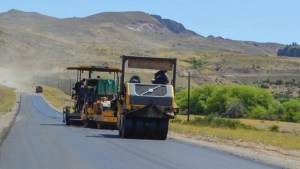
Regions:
[[0, 93, 280, 169]]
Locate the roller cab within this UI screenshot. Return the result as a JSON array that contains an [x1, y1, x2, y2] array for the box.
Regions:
[[117, 55, 178, 140]]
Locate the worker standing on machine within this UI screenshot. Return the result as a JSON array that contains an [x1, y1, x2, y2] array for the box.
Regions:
[[76, 78, 86, 112], [74, 78, 86, 95]]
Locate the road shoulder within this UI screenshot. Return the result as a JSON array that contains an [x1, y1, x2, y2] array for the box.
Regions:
[[0, 92, 20, 146], [169, 132, 300, 169]]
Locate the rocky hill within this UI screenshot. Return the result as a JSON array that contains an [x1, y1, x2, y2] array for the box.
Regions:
[[0, 9, 284, 71]]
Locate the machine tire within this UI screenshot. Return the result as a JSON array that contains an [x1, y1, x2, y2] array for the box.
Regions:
[[121, 117, 133, 138], [64, 107, 71, 125], [118, 119, 122, 136], [96, 121, 102, 129], [157, 119, 169, 140], [66, 118, 71, 125], [147, 119, 157, 139], [65, 113, 71, 125], [134, 119, 144, 138], [83, 120, 89, 128]]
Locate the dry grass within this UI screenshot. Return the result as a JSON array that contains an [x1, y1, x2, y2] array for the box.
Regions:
[[176, 115, 300, 133], [170, 115, 300, 150], [27, 48, 300, 94], [239, 118, 300, 133], [153, 50, 300, 77], [0, 85, 16, 113], [42, 86, 72, 110], [170, 123, 300, 150]]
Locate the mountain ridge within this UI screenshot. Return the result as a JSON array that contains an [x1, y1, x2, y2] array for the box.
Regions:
[[0, 10, 285, 70]]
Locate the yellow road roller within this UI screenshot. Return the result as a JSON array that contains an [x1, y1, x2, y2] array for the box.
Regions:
[[116, 55, 179, 140]]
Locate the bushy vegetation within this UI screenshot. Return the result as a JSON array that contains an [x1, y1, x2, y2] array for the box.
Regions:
[[184, 57, 206, 72], [281, 99, 300, 122], [268, 125, 279, 132], [175, 84, 300, 123]]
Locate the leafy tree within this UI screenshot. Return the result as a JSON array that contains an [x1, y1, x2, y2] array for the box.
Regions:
[[175, 89, 188, 113], [224, 100, 244, 118], [275, 79, 284, 85], [267, 101, 284, 120], [281, 99, 300, 122], [175, 84, 300, 122], [282, 99, 300, 113], [190, 84, 217, 114], [175, 84, 217, 115], [293, 112, 300, 122], [249, 105, 268, 119], [206, 85, 273, 117]]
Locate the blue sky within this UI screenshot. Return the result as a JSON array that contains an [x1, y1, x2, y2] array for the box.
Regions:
[[0, 0, 299, 44]]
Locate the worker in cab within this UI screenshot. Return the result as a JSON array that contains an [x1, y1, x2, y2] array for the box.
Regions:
[[152, 70, 169, 84]]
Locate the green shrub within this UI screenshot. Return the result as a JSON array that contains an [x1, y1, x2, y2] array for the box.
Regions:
[[206, 85, 273, 117], [175, 84, 217, 115], [267, 101, 283, 120], [282, 99, 300, 113], [175, 89, 188, 113], [282, 111, 300, 122], [184, 57, 206, 71], [260, 83, 269, 89], [275, 79, 284, 85], [268, 125, 279, 132], [274, 93, 291, 103], [224, 101, 244, 118], [249, 105, 268, 119], [281, 99, 300, 122], [190, 84, 218, 115], [293, 112, 300, 122], [175, 84, 300, 122]]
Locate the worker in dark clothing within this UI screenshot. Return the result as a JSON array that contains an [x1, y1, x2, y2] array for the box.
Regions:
[[74, 78, 86, 95], [76, 78, 86, 112], [80, 78, 86, 85], [152, 70, 169, 84]]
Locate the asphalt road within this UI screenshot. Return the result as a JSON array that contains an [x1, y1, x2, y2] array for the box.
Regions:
[[0, 93, 280, 169]]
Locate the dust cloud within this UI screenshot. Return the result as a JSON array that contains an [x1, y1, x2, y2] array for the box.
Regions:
[[0, 66, 64, 93]]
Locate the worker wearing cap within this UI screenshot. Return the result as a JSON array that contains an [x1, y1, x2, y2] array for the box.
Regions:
[[152, 70, 169, 84]]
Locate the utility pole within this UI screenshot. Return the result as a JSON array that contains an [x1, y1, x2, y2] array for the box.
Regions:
[[70, 78, 72, 95], [187, 71, 190, 122]]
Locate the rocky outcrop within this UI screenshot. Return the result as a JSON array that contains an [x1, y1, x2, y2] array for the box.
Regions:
[[151, 14, 197, 35]]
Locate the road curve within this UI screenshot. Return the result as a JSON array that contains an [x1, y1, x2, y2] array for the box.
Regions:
[[0, 93, 279, 169]]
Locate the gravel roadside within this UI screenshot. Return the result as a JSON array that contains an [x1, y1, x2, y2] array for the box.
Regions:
[[169, 132, 300, 169]]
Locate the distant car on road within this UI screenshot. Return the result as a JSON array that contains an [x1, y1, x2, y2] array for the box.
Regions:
[[35, 86, 43, 93]]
